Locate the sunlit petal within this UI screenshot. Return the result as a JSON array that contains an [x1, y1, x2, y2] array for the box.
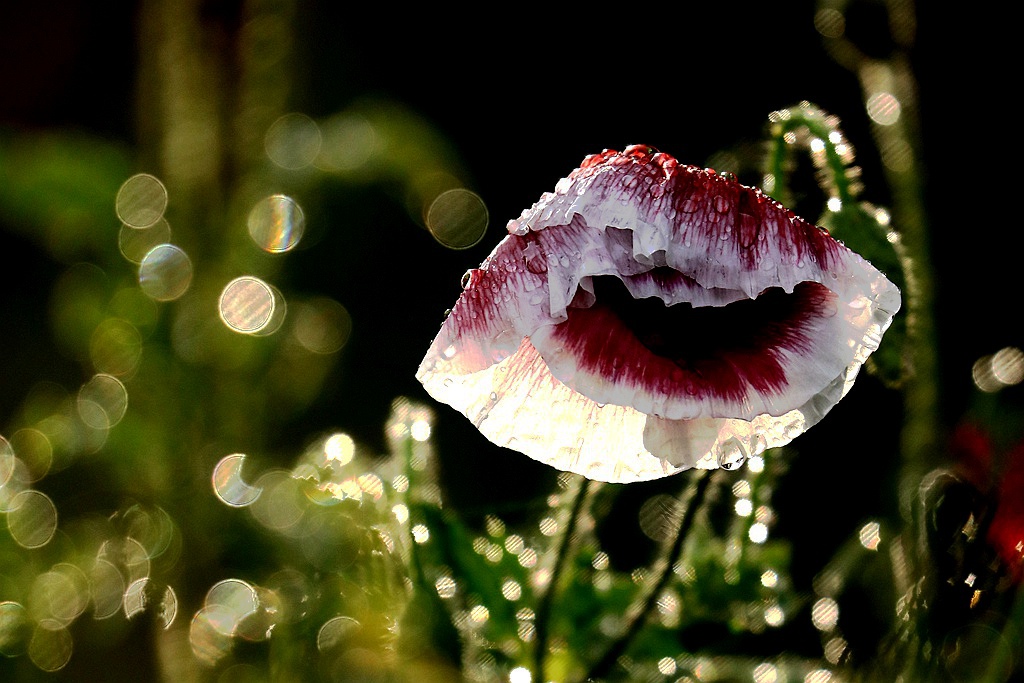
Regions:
[[418, 145, 901, 482]]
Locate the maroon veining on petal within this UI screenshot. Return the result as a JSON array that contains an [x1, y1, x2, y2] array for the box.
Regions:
[[550, 275, 835, 404], [530, 144, 844, 276], [418, 145, 902, 483]]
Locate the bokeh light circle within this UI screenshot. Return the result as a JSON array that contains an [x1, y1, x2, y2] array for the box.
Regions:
[[29, 565, 89, 625], [98, 536, 151, 585], [77, 373, 129, 430], [0, 435, 14, 487], [123, 577, 149, 620], [317, 615, 360, 652], [426, 188, 489, 249], [205, 579, 259, 636], [219, 277, 285, 335], [6, 489, 58, 548], [139, 244, 193, 301], [116, 173, 168, 228], [866, 91, 901, 126], [9, 428, 52, 483], [250, 470, 305, 532], [265, 113, 322, 170], [159, 585, 179, 629], [119, 217, 172, 264], [90, 318, 143, 377], [316, 112, 376, 172], [248, 195, 305, 253], [292, 297, 352, 354], [27, 621, 73, 673], [213, 454, 263, 507], [0, 601, 29, 657], [638, 494, 678, 541], [90, 559, 126, 619], [190, 606, 234, 666]]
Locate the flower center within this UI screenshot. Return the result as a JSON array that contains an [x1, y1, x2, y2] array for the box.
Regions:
[[553, 270, 835, 403]]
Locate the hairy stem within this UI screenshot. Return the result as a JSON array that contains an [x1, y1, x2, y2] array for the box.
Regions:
[[534, 475, 592, 683], [583, 468, 715, 682]]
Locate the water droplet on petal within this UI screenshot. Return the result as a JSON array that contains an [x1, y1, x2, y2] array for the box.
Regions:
[[717, 438, 747, 470]]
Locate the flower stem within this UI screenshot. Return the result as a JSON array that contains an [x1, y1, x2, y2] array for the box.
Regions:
[[582, 468, 715, 682], [534, 475, 592, 683]]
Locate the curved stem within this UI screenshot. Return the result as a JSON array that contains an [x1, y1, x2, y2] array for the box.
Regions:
[[764, 103, 860, 208], [534, 475, 592, 683], [583, 469, 715, 682]]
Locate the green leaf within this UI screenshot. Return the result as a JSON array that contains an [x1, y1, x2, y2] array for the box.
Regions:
[[0, 129, 132, 261], [820, 204, 910, 387]]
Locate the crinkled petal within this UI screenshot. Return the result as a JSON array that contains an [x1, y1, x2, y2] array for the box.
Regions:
[[416, 146, 901, 483]]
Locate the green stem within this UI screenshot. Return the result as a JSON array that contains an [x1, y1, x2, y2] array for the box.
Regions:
[[764, 103, 860, 208], [534, 475, 592, 683], [582, 469, 715, 682]]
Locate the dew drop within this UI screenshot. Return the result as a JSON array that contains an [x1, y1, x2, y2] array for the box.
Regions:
[[717, 438, 747, 470], [461, 270, 474, 289]]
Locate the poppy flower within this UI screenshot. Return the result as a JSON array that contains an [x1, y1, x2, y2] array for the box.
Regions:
[[416, 145, 901, 483], [987, 442, 1024, 576]]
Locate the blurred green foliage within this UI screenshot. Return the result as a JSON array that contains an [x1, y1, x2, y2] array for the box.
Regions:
[[2, 2, 1023, 683]]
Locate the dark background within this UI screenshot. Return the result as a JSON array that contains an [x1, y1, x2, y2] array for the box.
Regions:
[[1, 1, 1019, 566]]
